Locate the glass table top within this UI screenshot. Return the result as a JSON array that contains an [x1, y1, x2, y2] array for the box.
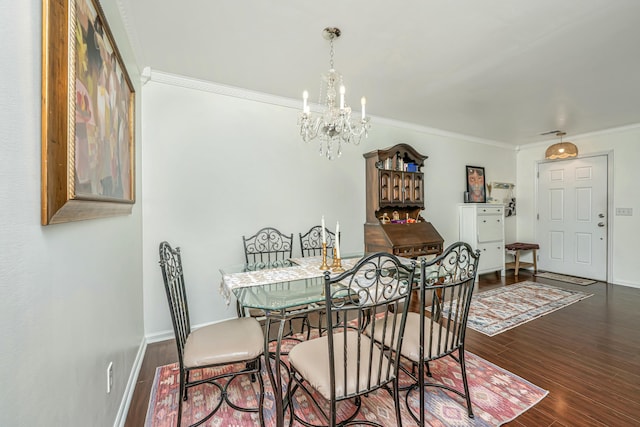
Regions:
[[219, 253, 442, 312], [220, 255, 362, 311]]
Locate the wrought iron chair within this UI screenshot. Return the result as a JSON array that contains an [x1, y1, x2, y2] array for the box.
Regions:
[[391, 241, 480, 424], [299, 225, 341, 338], [243, 226, 293, 264], [299, 225, 336, 257], [288, 252, 417, 427], [158, 241, 265, 427], [239, 227, 294, 318], [241, 227, 310, 336]]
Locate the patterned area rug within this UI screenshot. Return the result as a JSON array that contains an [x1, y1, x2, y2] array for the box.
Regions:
[[534, 272, 597, 286], [145, 346, 547, 426], [463, 281, 593, 336]]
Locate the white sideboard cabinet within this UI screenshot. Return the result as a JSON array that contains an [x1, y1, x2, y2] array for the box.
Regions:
[[458, 203, 505, 277]]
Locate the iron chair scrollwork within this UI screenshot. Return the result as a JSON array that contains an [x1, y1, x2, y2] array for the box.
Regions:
[[398, 241, 480, 425], [243, 226, 294, 264], [240, 226, 295, 319], [241, 227, 309, 336], [299, 224, 341, 338], [299, 224, 336, 257], [158, 241, 265, 427], [287, 252, 417, 427]]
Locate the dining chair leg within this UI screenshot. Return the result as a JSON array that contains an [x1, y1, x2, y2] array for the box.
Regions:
[[183, 370, 190, 400], [419, 359, 425, 427], [178, 371, 185, 426], [393, 379, 403, 427], [459, 350, 474, 418], [256, 357, 266, 427]]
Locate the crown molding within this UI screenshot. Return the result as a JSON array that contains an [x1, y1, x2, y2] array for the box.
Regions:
[[145, 69, 301, 109], [145, 68, 640, 150], [144, 68, 515, 150], [115, 0, 143, 72], [519, 122, 640, 150], [372, 116, 515, 150]]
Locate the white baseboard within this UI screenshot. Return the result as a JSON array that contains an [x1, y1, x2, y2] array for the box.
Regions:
[[145, 318, 235, 345], [114, 337, 148, 427], [612, 279, 640, 289], [114, 318, 243, 425], [145, 328, 175, 344]]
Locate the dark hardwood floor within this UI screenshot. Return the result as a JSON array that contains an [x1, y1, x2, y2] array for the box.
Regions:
[[125, 272, 640, 426]]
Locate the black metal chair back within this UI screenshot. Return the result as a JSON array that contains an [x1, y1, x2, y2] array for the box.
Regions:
[[158, 241, 190, 369], [243, 227, 293, 263], [288, 252, 416, 426], [240, 227, 305, 334], [406, 241, 480, 424], [299, 225, 336, 257]]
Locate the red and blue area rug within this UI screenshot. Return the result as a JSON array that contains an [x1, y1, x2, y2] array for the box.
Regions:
[[462, 281, 593, 337], [145, 346, 547, 426]]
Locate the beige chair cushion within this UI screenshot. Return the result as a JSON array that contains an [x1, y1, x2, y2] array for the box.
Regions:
[[288, 331, 393, 401], [368, 312, 456, 363], [183, 317, 264, 368]]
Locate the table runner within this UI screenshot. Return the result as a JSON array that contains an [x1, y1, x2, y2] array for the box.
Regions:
[[219, 256, 359, 304]]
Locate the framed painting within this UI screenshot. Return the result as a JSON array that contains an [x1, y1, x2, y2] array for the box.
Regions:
[[42, 0, 135, 225], [465, 165, 486, 203]]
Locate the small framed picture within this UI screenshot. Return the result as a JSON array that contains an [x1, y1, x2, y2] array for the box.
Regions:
[[465, 166, 486, 203]]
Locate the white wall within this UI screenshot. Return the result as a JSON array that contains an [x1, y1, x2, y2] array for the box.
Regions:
[[141, 73, 518, 337], [516, 126, 640, 287], [0, 1, 144, 426]]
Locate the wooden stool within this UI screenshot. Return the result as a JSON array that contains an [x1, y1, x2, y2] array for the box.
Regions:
[[505, 242, 539, 276]]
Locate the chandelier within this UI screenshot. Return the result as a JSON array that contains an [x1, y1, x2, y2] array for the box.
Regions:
[[299, 27, 370, 160]]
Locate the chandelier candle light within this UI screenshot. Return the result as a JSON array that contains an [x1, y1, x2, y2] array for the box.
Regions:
[[299, 27, 370, 160]]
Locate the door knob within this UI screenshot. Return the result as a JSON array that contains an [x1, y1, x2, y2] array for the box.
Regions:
[[598, 222, 605, 227], [598, 213, 605, 218]]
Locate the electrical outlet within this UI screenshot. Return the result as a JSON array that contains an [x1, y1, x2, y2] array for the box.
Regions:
[[107, 362, 113, 394], [615, 208, 633, 216]]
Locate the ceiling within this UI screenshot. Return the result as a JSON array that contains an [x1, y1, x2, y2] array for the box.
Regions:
[[116, 0, 640, 146]]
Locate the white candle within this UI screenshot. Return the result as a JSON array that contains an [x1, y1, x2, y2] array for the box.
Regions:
[[340, 85, 345, 109], [303, 90, 308, 114], [361, 97, 366, 119], [335, 221, 341, 259], [321, 216, 326, 244]]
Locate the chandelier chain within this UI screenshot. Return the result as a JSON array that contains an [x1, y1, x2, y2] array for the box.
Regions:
[[329, 37, 335, 70]]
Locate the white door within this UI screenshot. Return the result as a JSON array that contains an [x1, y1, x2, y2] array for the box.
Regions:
[[536, 155, 607, 280]]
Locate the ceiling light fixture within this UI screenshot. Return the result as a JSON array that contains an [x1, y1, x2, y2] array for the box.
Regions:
[[299, 27, 370, 160], [545, 131, 578, 159]]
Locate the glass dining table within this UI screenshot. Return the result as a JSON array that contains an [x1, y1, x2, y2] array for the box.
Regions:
[[219, 254, 363, 427], [218, 254, 438, 427]]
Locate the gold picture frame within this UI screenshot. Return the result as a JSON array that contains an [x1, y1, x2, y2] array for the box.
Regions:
[[41, 0, 135, 225]]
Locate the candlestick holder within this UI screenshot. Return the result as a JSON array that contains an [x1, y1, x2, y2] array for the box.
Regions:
[[319, 243, 330, 270], [330, 248, 339, 268], [331, 247, 345, 273]]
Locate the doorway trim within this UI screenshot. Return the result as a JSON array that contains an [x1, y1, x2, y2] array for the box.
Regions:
[[534, 150, 614, 283]]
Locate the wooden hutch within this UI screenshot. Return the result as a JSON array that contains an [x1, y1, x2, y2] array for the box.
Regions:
[[363, 143, 443, 258]]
